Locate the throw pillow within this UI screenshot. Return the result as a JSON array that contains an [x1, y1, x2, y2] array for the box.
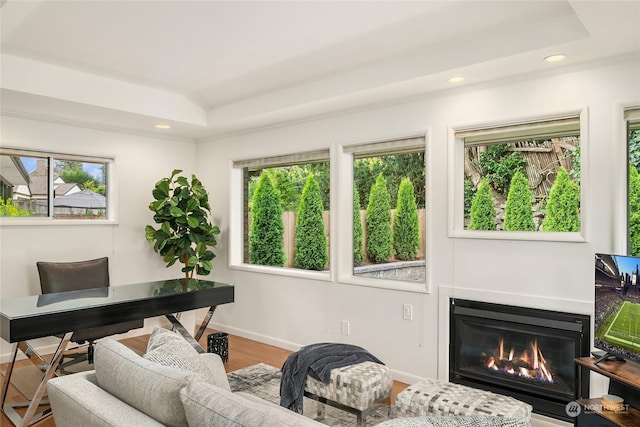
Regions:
[[94, 338, 192, 427], [144, 326, 231, 391], [144, 327, 201, 371]]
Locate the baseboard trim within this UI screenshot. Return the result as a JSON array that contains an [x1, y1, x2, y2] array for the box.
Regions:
[[207, 320, 424, 385], [208, 321, 302, 353], [389, 369, 424, 386]]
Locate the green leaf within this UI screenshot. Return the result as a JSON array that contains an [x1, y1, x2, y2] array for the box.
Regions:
[[157, 238, 168, 251], [155, 230, 169, 243], [202, 260, 212, 272], [144, 225, 156, 242], [149, 199, 166, 212], [170, 206, 185, 217], [176, 176, 189, 187], [170, 169, 183, 179], [178, 236, 192, 250], [187, 216, 200, 228], [161, 221, 172, 235], [152, 179, 170, 199], [196, 242, 207, 254], [187, 255, 198, 267], [186, 198, 199, 212]]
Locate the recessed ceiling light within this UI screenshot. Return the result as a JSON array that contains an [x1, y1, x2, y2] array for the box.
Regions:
[[154, 124, 171, 129], [448, 77, 465, 84], [544, 54, 566, 63]]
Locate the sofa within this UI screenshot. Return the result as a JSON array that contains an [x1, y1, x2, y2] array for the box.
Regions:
[[47, 329, 531, 427], [47, 328, 321, 427]]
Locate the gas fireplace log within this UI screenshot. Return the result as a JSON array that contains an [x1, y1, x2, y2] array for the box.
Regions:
[[513, 359, 533, 370], [491, 358, 533, 371]]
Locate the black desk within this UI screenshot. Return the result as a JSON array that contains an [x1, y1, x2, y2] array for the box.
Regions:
[[0, 279, 234, 427]]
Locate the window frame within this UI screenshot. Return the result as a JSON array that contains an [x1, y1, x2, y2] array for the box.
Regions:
[[448, 109, 589, 242], [623, 106, 640, 255], [229, 148, 333, 280], [336, 132, 430, 294], [0, 147, 116, 225]]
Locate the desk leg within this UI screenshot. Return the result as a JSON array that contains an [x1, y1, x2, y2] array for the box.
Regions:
[[1, 333, 72, 427], [18, 342, 50, 372], [0, 343, 19, 409], [166, 314, 206, 354], [194, 306, 217, 341]]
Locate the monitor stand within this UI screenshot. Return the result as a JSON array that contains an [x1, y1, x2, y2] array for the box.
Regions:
[[592, 350, 626, 365]]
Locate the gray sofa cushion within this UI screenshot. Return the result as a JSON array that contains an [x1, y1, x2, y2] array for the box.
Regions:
[[94, 338, 193, 427], [47, 371, 164, 427], [143, 327, 231, 391], [180, 380, 320, 426]]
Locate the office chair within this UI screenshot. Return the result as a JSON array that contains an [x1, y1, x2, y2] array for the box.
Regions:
[[37, 257, 144, 369]]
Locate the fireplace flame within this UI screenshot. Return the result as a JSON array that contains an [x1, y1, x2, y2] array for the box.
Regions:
[[485, 338, 554, 383]]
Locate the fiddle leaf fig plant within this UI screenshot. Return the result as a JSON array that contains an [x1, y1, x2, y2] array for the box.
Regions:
[[145, 169, 220, 287]]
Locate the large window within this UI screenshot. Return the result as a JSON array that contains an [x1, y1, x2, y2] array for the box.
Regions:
[[451, 112, 585, 240], [345, 136, 426, 285], [627, 108, 640, 256], [0, 148, 113, 221], [233, 150, 330, 273]]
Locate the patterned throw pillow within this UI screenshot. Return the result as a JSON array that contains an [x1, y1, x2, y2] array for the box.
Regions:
[[144, 327, 203, 371], [143, 326, 231, 391]]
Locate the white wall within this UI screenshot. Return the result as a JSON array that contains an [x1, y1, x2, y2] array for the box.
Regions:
[[1, 56, 638, 425], [196, 56, 639, 393], [0, 116, 197, 356]]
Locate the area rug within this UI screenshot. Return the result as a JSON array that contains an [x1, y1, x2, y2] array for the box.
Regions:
[[228, 363, 397, 426]]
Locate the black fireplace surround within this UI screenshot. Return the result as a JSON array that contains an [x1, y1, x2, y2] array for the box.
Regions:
[[449, 299, 590, 422]]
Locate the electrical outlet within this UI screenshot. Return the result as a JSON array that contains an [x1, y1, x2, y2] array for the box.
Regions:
[[341, 320, 350, 335], [403, 304, 413, 320]]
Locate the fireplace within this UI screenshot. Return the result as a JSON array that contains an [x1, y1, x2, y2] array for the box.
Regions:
[[449, 299, 590, 422]]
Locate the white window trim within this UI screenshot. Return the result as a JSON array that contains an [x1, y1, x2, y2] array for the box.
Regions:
[[616, 103, 640, 254], [228, 134, 432, 294], [336, 131, 431, 294], [0, 147, 117, 226], [228, 150, 334, 279], [448, 109, 589, 242]]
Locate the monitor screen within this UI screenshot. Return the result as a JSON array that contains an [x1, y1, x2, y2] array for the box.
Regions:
[[594, 253, 640, 363]]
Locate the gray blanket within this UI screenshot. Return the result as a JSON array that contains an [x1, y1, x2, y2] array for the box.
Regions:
[[279, 342, 384, 413]]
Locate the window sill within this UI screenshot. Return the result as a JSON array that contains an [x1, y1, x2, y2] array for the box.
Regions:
[[0, 218, 118, 226], [449, 229, 586, 242], [229, 262, 431, 293], [228, 263, 332, 281], [338, 274, 430, 294]]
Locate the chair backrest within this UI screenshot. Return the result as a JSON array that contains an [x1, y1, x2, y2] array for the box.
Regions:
[[37, 257, 110, 294]]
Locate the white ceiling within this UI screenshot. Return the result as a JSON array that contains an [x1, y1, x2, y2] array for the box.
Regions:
[[1, 1, 639, 139]]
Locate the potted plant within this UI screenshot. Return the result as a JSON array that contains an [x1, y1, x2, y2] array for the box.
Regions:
[[145, 169, 220, 290]]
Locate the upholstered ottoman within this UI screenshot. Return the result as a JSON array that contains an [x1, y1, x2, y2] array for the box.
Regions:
[[304, 361, 393, 426], [395, 379, 532, 427]]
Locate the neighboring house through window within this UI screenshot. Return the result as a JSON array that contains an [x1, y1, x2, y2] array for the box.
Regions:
[[0, 148, 113, 221]]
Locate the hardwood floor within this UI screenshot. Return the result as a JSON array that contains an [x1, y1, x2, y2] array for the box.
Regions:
[[1, 330, 408, 427]]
